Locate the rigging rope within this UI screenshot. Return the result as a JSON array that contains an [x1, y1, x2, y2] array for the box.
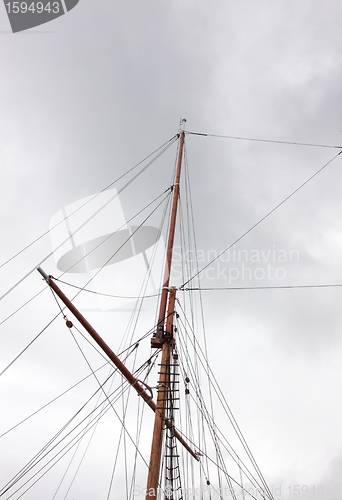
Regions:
[[51, 191, 172, 309], [185, 130, 342, 149], [0, 135, 178, 271], [0, 362, 110, 439], [0, 136, 178, 302], [53, 279, 161, 299], [182, 283, 342, 291], [1, 273, 160, 496], [175, 302, 274, 499], [1, 348, 153, 499], [181, 149, 342, 288], [0, 186, 170, 337], [0, 311, 61, 377], [56, 186, 171, 277]]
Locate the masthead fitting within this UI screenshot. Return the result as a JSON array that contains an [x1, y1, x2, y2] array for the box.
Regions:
[[179, 118, 186, 132]]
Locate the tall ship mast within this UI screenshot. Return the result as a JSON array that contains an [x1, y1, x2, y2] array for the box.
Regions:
[[0, 121, 279, 500]]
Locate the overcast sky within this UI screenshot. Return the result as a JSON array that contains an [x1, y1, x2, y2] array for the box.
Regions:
[[1, 1, 342, 498]]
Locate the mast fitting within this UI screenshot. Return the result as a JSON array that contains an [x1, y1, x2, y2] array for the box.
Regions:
[[133, 379, 153, 401], [179, 118, 186, 132]]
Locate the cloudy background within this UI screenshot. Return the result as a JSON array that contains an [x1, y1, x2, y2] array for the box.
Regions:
[[1, 1, 342, 498]]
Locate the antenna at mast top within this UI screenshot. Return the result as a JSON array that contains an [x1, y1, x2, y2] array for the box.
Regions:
[[179, 118, 186, 132]]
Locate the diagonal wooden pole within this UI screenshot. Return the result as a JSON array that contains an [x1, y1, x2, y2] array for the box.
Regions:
[[37, 267, 198, 462]]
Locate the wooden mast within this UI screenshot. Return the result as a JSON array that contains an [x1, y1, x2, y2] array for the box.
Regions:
[[145, 288, 176, 499], [146, 120, 186, 499], [37, 120, 190, 500], [151, 119, 186, 349]]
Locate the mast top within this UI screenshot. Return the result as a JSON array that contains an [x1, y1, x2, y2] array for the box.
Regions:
[[151, 125, 185, 349], [179, 118, 186, 132]]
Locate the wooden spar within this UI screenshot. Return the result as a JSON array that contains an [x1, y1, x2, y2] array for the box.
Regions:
[[39, 121, 195, 500], [151, 119, 186, 348], [145, 288, 176, 499], [145, 120, 185, 498], [37, 268, 155, 407], [36, 267, 198, 461]]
